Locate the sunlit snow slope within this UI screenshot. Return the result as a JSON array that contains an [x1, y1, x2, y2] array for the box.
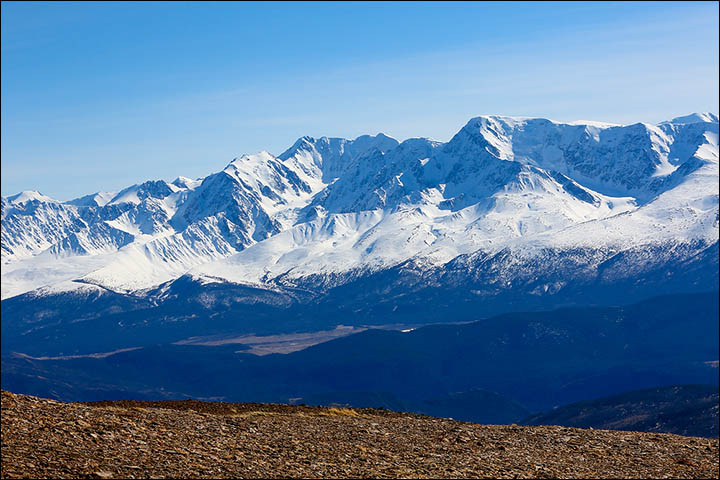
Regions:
[[1, 114, 717, 300]]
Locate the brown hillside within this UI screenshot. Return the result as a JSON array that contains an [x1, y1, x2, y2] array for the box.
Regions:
[[1, 391, 718, 479]]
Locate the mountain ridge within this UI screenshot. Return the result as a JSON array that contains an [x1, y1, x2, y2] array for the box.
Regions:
[[1, 113, 717, 303]]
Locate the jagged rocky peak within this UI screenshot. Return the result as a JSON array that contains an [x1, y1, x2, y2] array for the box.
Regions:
[[278, 133, 400, 182], [171, 176, 202, 190], [107, 180, 178, 205], [280, 132, 399, 160], [440, 114, 718, 200], [1, 113, 717, 299]]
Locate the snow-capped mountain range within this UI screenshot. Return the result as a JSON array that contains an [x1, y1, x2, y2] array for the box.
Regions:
[[2, 113, 718, 302]]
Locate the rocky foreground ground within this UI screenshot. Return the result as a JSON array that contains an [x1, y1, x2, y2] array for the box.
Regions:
[[1, 391, 718, 479]]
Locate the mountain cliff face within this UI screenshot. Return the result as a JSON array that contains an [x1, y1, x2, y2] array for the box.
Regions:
[[1, 114, 717, 338]]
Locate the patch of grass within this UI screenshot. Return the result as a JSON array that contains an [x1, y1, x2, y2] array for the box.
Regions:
[[319, 407, 360, 417]]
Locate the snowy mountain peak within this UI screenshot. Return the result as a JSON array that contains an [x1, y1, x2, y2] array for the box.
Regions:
[[278, 133, 400, 183], [65, 191, 115, 207], [107, 180, 178, 205], [171, 176, 202, 190], [6, 190, 57, 205], [1, 114, 717, 300], [280, 133, 398, 159], [661, 112, 719, 125]]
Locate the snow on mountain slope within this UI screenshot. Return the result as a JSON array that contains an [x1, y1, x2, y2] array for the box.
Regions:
[[189, 114, 717, 288], [1, 115, 717, 299], [66, 191, 116, 208], [277, 133, 400, 184], [441, 116, 696, 201], [660, 112, 719, 125], [1, 251, 119, 300], [6, 191, 58, 205], [107, 180, 179, 206], [171, 176, 202, 190], [2, 200, 88, 262], [190, 170, 639, 287], [0, 134, 399, 297]]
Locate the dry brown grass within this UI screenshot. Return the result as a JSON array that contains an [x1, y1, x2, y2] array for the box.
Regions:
[[318, 407, 361, 417], [230, 407, 359, 418]]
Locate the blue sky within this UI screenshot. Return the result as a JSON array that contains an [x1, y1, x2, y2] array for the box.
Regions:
[[2, 1, 718, 200]]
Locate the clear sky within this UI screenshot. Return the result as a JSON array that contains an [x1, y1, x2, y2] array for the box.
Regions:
[[2, 1, 718, 200]]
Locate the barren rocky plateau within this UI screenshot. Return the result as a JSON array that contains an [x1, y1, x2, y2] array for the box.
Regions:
[[2, 390, 718, 479]]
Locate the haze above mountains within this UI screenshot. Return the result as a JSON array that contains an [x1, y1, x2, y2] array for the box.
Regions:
[[2, 113, 718, 301]]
